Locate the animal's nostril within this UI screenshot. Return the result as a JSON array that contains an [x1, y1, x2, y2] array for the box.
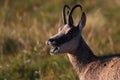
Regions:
[[46, 39, 52, 45], [48, 39, 54, 42], [46, 39, 57, 46]]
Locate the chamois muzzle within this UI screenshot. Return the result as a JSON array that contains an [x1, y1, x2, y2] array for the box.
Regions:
[[46, 38, 60, 55]]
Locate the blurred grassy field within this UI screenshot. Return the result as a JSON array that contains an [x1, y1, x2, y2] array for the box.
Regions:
[[0, 0, 120, 80]]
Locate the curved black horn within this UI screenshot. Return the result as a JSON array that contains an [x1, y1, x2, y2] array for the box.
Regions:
[[62, 4, 70, 24], [68, 4, 82, 27]]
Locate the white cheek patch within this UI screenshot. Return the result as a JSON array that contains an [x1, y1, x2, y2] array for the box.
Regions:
[[65, 28, 71, 34], [58, 25, 70, 35], [60, 24, 71, 34]]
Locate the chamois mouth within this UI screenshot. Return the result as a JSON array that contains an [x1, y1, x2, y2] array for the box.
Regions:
[[45, 41, 60, 55], [50, 46, 60, 55]]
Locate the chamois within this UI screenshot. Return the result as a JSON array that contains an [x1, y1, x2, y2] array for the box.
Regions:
[[46, 4, 120, 80]]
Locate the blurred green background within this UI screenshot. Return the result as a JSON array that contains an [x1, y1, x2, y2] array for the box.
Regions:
[[0, 0, 120, 80]]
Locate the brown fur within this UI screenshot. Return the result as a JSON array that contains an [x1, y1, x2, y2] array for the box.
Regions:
[[67, 36, 120, 80], [46, 24, 120, 80]]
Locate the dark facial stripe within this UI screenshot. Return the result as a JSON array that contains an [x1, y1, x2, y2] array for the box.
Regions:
[[53, 27, 79, 46]]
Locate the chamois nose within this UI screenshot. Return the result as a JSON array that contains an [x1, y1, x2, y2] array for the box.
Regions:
[[46, 39, 57, 46]]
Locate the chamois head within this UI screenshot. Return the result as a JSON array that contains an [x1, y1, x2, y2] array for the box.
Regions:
[[46, 4, 86, 55]]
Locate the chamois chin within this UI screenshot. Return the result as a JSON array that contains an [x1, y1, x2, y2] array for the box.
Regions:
[[46, 4, 120, 80]]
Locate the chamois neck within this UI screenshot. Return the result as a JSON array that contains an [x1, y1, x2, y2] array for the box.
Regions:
[[75, 36, 97, 62], [67, 36, 97, 75]]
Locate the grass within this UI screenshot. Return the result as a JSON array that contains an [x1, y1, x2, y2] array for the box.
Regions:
[[0, 0, 120, 80]]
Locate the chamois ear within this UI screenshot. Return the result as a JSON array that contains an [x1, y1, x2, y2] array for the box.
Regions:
[[79, 12, 86, 31]]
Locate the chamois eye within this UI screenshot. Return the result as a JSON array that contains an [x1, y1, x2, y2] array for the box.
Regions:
[[67, 29, 73, 35], [67, 28, 78, 37]]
